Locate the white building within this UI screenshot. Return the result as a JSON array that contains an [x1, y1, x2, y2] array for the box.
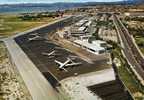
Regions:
[[92, 40, 107, 47], [74, 39, 106, 54], [75, 19, 88, 27], [78, 26, 87, 31], [85, 21, 92, 27], [79, 35, 92, 40], [70, 26, 87, 37]]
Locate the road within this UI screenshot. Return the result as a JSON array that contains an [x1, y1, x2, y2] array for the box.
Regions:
[[113, 15, 144, 82], [4, 38, 61, 100]]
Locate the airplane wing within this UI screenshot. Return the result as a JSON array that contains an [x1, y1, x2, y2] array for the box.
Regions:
[[55, 59, 70, 68], [55, 60, 64, 66], [61, 67, 68, 72], [59, 59, 70, 69], [30, 33, 38, 36], [28, 36, 40, 41], [41, 52, 53, 56], [48, 50, 55, 56], [65, 62, 82, 67], [55, 60, 68, 72]]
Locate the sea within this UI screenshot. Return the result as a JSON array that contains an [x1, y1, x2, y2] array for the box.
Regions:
[[0, 3, 79, 14]]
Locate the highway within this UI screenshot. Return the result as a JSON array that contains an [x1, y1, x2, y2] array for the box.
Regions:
[[113, 15, 144, 81]]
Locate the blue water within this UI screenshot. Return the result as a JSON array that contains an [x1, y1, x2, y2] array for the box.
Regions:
[[0, 4, 74, 14]]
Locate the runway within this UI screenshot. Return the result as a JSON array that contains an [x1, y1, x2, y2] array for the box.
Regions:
[[4, 38, 60, 100]]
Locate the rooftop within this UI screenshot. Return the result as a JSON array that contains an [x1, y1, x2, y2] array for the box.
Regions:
[[85, 21, 92, 26], [75, 19, 88, 26], [74, 39, 105, 51], [78, 26, 86, 31], [92, 40, 107, 44], [60, 68, 115, 100], [88, 80, 132, 100]]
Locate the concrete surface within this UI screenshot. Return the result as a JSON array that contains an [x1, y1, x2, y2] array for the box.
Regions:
[[4, 38, 60, 100]]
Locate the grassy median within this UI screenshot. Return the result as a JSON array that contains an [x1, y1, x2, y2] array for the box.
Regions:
[[135, 36, 144, 54]]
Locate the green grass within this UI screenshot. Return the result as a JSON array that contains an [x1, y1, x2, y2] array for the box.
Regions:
[[112, 47, 144, 100], [0, 14, 56, 98], [135, 36, 144, 43], [0, 42, 7, 100], [0, 14, 56, 37], [125, 20, 144, 55], [135, 36, 144, 54], [0, 42, 7, 62]]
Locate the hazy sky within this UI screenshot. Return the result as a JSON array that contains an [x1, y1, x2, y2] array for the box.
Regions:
[[0, 0, 126, 4]]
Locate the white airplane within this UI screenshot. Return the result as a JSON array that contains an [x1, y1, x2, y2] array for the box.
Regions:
[[41, 50, 61, 58], [30, 33, 39, 36], [55, 58, 82, 72], [28, 35, 42, 41]]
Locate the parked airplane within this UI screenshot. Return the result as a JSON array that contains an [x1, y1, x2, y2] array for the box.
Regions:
[[29, 33, 39, 36], [41, 50, 61, 58], [28, 35, 42, 41], [55, 58, 82, 72]]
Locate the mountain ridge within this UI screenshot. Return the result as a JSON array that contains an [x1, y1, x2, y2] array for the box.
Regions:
[[0, 0, 143, 6]]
